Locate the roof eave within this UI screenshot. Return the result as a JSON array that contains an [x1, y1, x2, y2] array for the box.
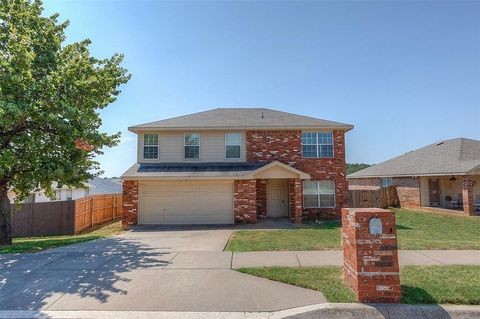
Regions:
[[348, 171, 474, 179], [129, 124, 354, 133]]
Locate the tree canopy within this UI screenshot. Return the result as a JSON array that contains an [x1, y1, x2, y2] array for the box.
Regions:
[[0, 0, 131, 244]]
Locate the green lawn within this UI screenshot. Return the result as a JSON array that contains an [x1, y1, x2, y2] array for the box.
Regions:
[[225, 208, 480, 251], [238, 265, 480, 304], [0, 220, 123, 254]]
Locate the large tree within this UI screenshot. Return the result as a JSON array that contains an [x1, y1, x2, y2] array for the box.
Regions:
[[0, 0, 131, 245]]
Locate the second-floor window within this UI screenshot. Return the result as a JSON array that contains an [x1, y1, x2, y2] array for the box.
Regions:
[[184, 133, 200, 159], [143, 134, 159, 159], [225, 133, 241, 159], [301, 131, 333, 158]]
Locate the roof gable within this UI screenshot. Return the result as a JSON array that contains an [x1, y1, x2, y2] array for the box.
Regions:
[[251, 161, 310, 179], [129, 108, 353, 132], [348, 138, 480, 178]]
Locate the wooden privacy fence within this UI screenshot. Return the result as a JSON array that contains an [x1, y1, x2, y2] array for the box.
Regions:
[[11, 201, 76, 237], [74, 194, 122, 233], [11, 193, 122, 237], [349, 186, 399, 209]]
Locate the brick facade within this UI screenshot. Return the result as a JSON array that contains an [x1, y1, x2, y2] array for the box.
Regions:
[[342, 208, 401, 303], [462, 175, 475, 215], [122, 180, 138, 229], [246, 129, 349, 220], [234, 179, 257, 223], [393, 177, 421, 207]]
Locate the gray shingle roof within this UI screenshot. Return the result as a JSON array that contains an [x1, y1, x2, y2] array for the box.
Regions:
[[348, 138, 480, 178], [88, 177, 122, 194], [121, 162, 267, 179], [129, 108, 353, 131]]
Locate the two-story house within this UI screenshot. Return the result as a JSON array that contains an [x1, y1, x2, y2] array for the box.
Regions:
[[121, 108, 353, 226]]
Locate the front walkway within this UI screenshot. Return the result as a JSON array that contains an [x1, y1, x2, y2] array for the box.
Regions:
[[231, 250, 480, 268]]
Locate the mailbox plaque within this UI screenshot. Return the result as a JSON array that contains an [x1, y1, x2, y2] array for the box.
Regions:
[[369, 217, 382, 235]]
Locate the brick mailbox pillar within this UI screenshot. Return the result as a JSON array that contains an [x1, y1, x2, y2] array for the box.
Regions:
[[342, 208, 401, 303]]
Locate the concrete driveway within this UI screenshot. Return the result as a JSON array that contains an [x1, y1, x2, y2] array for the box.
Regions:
[[0, 227, 326, 312]]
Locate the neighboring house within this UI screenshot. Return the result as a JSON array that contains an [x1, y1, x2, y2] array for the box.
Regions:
[[8, 177, 122, 203], [348, 138, 480, 215], [121, 108, 353, 225]]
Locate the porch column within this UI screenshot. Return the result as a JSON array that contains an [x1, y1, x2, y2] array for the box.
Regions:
[[256, 179, 267, 219], [122, 180, 138, 229], [289, 179, 303, 224], [234, 180, 258, 223], [462, 175, 475, 216]]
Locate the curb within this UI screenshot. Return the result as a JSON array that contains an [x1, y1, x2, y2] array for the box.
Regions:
[[274, 303, 480, 319], [1, 304, 480, 319]]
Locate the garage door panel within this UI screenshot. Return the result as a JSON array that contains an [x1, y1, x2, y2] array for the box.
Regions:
[[138, 180, 233, 225], [140, 183, 188, 194]]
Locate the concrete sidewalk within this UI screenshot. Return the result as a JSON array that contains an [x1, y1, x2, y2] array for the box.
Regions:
[[2, 304, 480, 319], [229, 250, 480, 268]]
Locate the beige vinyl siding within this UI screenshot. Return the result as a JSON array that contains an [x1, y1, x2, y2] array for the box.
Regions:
[[138, 131, 246, 162]]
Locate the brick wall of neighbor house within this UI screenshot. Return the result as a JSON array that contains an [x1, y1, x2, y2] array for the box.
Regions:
[[393, 177, 421, 207], [462, 175, 475, 215], [246, 130, 349, 220], [122, 180, 138, 228], [234, 179, 257, 223], [256, 179, 267, 219], [348, 178, 381, 190]]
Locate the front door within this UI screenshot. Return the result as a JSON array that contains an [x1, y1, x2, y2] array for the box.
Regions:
[[267, 179, 288, 217], [428, 179, 440, 206]]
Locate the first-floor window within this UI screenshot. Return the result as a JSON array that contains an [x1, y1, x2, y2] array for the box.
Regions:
[[381, 177, 393, 188], [55, 190, 62, 200], [303, 180, 336, 208]]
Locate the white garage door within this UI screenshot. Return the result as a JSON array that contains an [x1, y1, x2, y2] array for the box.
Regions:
[[138, 180, 234, 225]]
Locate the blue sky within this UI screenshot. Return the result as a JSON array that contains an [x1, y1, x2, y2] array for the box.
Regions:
[[43, 0, 480, 177]]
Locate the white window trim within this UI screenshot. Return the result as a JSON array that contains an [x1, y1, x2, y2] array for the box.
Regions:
[[224, 132, 242, 159], [143, 133, 159, 160], [184, 133, 201, 160], [301, 131, 334, 159], [303, 180, 336, 208]]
